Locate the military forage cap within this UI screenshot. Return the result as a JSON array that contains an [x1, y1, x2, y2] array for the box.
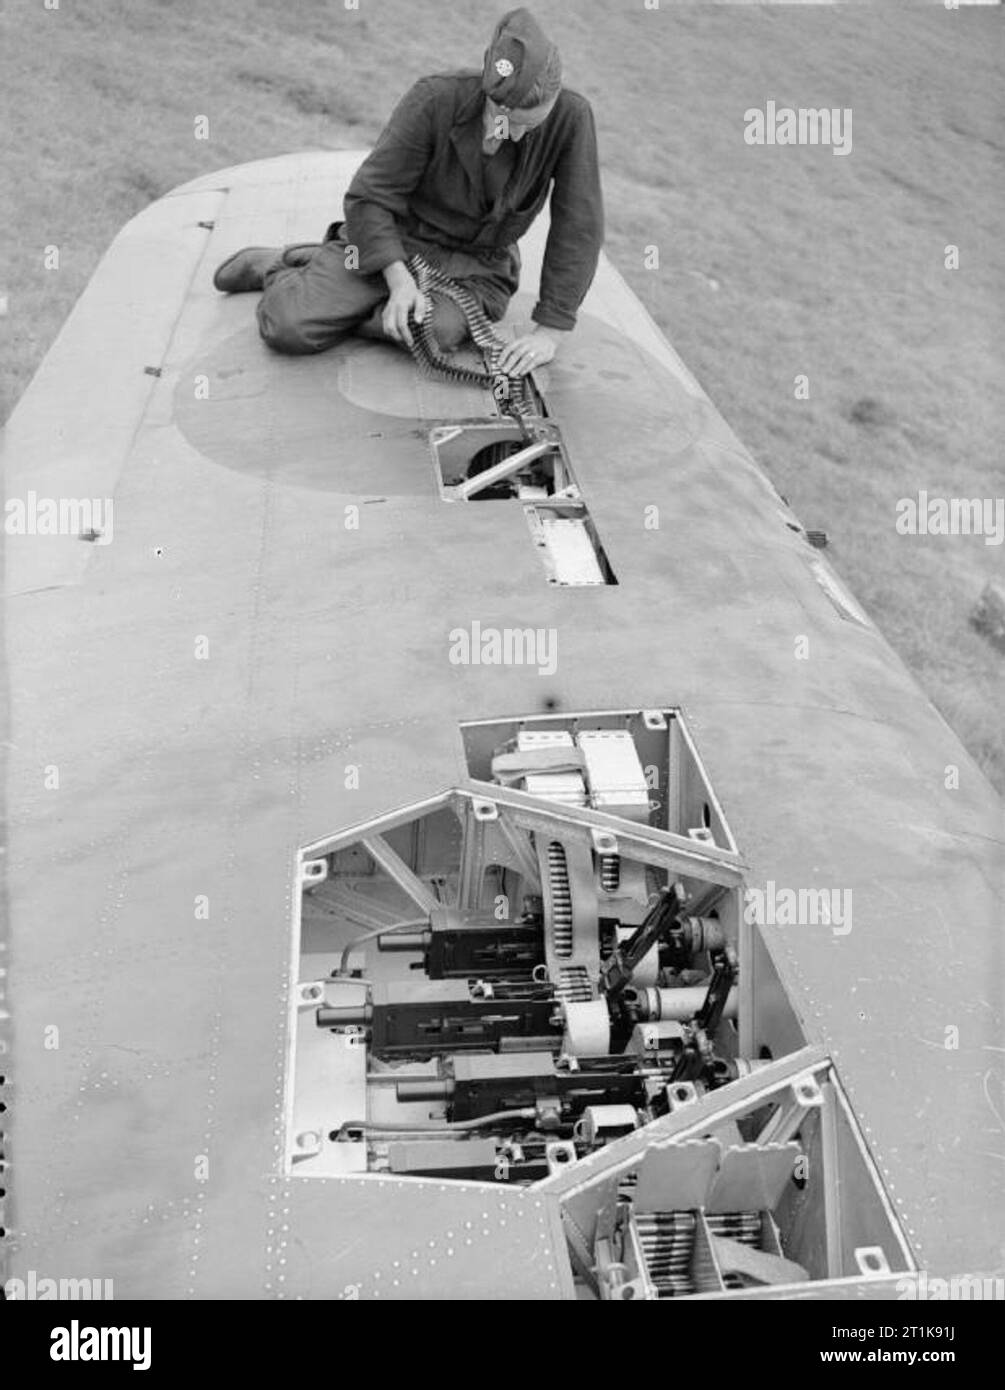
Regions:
[[482, 7, 561, 110]]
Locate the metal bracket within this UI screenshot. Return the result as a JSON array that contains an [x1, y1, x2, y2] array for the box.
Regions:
[[297, 981, 327, 1009], [757, 1072, 824, 1145], [290, 1129, 324, 1164], [300, 857, 328, 889], [590, 827, 618, 856], [361, 834, 438, 916], [546, 1141, 578, 1176], [855, 1246, 892, 1278], [666, 1081, 700, 1112]]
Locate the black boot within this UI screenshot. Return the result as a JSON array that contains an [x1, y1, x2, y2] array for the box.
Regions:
[[213, 246, 284, 293]]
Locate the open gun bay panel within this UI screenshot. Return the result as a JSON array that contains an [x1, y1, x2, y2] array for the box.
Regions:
[[286, 708, 912, 1298]]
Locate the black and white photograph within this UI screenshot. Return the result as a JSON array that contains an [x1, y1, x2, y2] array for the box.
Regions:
[[1, 0, 1003, 1353]]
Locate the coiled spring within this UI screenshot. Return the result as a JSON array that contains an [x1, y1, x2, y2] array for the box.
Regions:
[[557, 966, 592, 1002], [547, 841, 573, 958], [600, 854, 620, 893]]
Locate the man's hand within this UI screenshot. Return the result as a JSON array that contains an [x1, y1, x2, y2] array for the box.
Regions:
[[497, 326, 563, 377], [381, 261, 426, 347]]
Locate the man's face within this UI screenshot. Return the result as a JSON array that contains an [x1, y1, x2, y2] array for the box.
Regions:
[[484, 93, 559, 144]]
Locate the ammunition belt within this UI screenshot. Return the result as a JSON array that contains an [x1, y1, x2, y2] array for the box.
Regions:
[[405, 252, 531, 422]]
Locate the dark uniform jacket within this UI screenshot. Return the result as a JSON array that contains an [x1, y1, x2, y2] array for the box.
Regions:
[[343, 72, 604, 331]]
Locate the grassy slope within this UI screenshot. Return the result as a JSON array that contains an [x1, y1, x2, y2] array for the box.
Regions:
[[1, 0, 1002, 790]]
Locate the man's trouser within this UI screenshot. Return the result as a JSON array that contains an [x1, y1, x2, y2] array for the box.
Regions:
[[256, 224, 520, 356]]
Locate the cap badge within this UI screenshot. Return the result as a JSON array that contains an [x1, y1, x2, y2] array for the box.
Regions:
[[494, 57, 515, 77]]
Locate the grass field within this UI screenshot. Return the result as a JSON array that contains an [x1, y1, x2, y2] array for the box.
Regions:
[[1, 0, 1003, 791]]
